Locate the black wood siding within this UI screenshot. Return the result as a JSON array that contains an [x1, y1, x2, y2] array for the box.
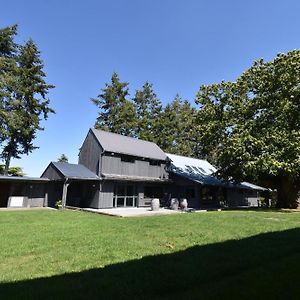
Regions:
[[79, 130, 103, 175]]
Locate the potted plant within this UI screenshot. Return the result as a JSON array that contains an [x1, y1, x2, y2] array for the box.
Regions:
[[55, 200, 63, 210]]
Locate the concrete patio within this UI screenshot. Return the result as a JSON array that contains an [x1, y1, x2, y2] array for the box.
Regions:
[[79, 207, 181, 217]]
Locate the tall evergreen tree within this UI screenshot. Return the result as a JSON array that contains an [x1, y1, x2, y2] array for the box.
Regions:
[[156, 95, 181, 153], [92, 72, 136, 136], [0, 25, 17, 57], [157, 94, 196, 156], [0, 25, 54, 175], [176, 98, 197, 156], [58, 154, 68, 163], [132, 82, 162, 141], [0, 25, 18, 143]]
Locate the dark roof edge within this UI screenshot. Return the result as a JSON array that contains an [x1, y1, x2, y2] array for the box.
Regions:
[[65, 176, 100, 181], [0, 175, 49, 182], [102, 173, 171, 182], [103, 150, 167, 161]]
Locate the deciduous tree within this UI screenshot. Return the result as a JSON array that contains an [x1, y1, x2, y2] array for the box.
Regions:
[[195, 50, 300, 208], [0, 164, 25, 176]]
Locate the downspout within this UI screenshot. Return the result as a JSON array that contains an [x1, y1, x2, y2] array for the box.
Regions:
[[99, 149, 105, 178], [99, 150, 105, 207], [62, 178, 70, 209]]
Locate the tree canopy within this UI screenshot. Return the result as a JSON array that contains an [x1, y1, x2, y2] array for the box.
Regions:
[[132, 82, 162, 142], [0, 164, 25, 176], [195, 50, 300, 208], [91, 72, 136, 137], [91, 73, 197, 156], [0, 25, 54, 175], [157, 94, 197, 156]]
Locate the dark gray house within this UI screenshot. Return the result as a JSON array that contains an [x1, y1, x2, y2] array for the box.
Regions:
[[79, 129, 170, 208], [42, 129, 170, 208], [0, 128, 267, 209]]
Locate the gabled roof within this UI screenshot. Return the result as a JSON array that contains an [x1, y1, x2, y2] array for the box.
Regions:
[[167, 153, 267, 191], [43, 162, 99, 180], [90, 128, 167, 161]]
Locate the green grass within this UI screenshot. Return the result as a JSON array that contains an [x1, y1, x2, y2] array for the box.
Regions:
[[1, 209, 300, 299]]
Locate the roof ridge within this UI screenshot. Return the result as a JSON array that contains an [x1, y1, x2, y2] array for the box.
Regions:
[[91, 128, 158, 146], [52, 161, 78, 166]]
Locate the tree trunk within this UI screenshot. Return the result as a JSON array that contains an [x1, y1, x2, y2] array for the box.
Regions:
[[4, 154, 11, 176], [276, 177, 300, 208]]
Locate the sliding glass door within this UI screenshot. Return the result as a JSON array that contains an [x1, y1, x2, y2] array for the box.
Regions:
[[113, 183, 137, 207]]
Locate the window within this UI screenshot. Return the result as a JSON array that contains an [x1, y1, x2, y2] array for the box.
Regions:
[[201, 187, 214, 202], [144, 186, 163, 198], [216, 188, 226, 203], [113, 184, 137, 207], [121, 155, 135, 163], [186, 188, 195, 198], [149, 160, 161, 166]]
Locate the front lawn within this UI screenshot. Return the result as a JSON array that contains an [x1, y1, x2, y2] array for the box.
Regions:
[[1, 209, 300, 299]]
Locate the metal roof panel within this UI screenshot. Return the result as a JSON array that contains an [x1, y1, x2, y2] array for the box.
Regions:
[[51, 162, 99, 180], [167, 153, 267, 190], [91, 128, 167, 161]]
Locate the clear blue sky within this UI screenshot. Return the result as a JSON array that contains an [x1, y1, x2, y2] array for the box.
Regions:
[[1, 0, 300, 176]]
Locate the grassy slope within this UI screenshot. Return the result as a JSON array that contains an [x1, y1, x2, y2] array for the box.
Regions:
[[0, 209, 300, 299]]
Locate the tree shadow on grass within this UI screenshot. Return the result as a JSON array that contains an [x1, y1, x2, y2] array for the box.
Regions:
[[1, 228, 300, 300]]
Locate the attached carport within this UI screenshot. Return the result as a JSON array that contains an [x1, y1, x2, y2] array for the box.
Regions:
[[41, 162, 100, 208], [0, 175, 49, 208]]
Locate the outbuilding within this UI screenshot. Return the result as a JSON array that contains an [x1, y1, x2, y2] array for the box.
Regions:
[[41, 161, 100, 208], [0, 175, 49, 208]]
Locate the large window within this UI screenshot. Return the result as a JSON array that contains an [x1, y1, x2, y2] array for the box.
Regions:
[[113, 183, 137, 207], [201, 187, 214, 202], [186, 187, 195, 198], [149, 160, 161, 166], [144, 186, 163, 198], [200, 187, 226, 206]]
